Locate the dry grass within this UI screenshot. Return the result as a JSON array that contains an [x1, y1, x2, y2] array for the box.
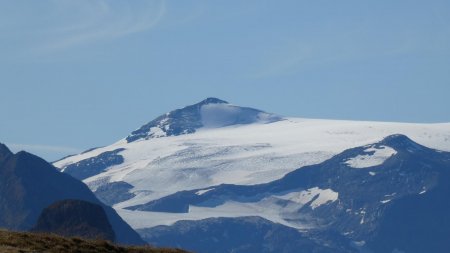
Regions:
[[0, 229, 190, 253]]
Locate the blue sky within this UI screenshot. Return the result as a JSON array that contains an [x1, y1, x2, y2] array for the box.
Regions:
[[1, 0, 449, 161]]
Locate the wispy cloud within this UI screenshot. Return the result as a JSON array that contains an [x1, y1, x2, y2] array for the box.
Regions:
[[247, 34, 424, 79], [32, 0, 166, 53]]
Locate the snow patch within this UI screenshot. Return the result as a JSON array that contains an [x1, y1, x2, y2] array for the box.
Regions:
[[277, 187, 339, 209], [149, 127, 166, 138], [119, 187, 339, 230], [346, 145, 397, 169], [359, 210, 366, 224], [353, 241, 366, 247], [195, 188, 214, 195]]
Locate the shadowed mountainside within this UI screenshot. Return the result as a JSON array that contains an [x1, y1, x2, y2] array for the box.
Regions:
[[0, 143, 144, 245]]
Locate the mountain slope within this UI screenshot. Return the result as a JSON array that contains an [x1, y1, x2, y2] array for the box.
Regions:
[[367, 166, 450, 253], [0, 144, 145, 245]]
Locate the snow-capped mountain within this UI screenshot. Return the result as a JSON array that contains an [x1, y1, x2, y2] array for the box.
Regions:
[[53, 98, 450, 252], [54, 98, 450, 206]]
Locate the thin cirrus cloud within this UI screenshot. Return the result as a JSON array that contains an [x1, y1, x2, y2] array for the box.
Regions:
[[247, 34, 423, 80], [33, 0, 166, 53]]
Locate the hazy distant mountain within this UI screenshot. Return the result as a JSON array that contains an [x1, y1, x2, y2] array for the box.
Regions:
[[0, 143, 144, 245]]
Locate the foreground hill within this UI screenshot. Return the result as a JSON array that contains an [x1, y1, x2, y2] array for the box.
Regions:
[[0, 143, 144, 245], [32, 199, 116, 242], [0, 229, 188, 253]]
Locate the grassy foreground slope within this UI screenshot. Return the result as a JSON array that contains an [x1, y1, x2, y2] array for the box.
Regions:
[[0, 229, 189, 253]]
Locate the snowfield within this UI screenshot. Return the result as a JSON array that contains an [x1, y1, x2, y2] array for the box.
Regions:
[[54, 117, 450, 230], [118, 187, 339, 230]]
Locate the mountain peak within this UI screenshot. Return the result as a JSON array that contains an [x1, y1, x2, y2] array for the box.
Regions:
[[126, 98, 282, 142], [15, 150, 44, 163], [198, 97, 229, 105], [339, 134, 433, 169], [380, 134, 426, 151]]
